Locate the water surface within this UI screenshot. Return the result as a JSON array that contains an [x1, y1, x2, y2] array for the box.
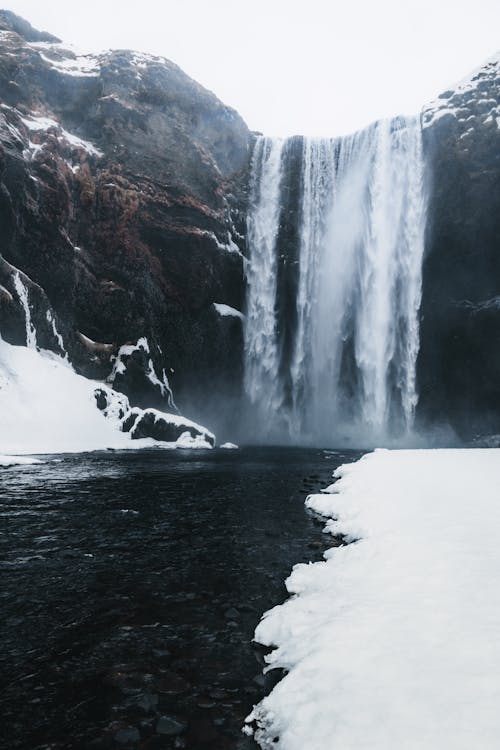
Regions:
[[0, 447, 362, 749]]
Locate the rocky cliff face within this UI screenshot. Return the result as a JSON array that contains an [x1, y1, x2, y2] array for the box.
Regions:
[[0, 10, 252, 438], [419, 54, 500, 438]]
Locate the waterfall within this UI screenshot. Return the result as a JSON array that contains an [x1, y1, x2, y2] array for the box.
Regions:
[[243, 136, 286, 434], [244, 117, 427, 444]]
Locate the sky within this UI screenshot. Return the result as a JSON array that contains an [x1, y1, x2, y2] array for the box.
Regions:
[[2, 0, 500, 136]]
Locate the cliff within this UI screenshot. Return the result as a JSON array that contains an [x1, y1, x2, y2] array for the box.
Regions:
[[419, 52, 500, 438], [0, 10, 252, 437]]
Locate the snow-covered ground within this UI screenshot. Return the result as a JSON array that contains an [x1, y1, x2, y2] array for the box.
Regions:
[[247, 448, 500, 749], [0, 338, 213, 455], [0, 455, 43, 467]]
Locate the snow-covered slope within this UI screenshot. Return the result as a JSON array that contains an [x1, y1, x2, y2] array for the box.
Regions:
[[0, 338, 214, 454], [423, 50, 500, 130], [247, 448, 500, 749]]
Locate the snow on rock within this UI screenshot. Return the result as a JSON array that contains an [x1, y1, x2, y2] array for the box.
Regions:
[[20, 114, 103, 157], [423, 51, 500, 130], [108, 336, 176, 410], [213, 303, 244, 320], [121, 407, 215, 448], [248, 448, 500, 749]]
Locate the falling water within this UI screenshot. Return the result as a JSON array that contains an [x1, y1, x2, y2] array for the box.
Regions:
[[243, 136, 286, 432], [244, 116, 427, 444]]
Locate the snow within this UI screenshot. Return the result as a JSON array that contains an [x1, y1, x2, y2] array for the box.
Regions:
[[109, 337, 175, 406], [36, 49, 100, 78], [20, 115, 103, 157], [176, 431, 214, 450], [0, 337, 135, 455], [126, 407, 215, 447], [59, 128, 103, 158], [46, 310, 67, 359], [247, 448, 500, 749], [0, 455, 43, 467], [0, 338, 215, 455], [213, 303, 244, 320], [423, 50, 500, 130], [220, 442, 239, 449], [20, 115, 59, 131]]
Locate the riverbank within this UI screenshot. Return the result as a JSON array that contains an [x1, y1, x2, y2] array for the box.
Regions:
[[248, 448, 500, 749]]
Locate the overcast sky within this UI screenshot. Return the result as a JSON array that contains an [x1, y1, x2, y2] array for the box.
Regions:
[[3, 0, 500, 136]]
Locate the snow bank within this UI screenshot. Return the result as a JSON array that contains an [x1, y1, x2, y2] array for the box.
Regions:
[[0, 455, 43, 467], [0, 338, 134, 454], [0, 339, 214, 455], [248, 448, 500, 749]]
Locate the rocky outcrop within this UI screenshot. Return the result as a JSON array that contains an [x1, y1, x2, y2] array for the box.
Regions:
[[0, 10, 251, 435], [418, 53, 500, 438]]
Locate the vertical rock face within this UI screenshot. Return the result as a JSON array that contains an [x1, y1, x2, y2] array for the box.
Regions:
[[419, 54, 500, 438], [0, 10, 252, 435]]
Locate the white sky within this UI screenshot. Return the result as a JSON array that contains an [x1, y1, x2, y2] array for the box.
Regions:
[[2, 0, 500, 136]]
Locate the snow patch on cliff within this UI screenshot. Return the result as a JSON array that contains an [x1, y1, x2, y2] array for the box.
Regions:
[[423, 51, 500, 129], [213, 303, 244, 320], [20, 114, 103, 157], [109, 337, 175, 407]]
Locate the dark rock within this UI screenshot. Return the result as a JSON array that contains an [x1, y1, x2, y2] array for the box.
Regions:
[[224, 608, 240, 620], [156, 671, 190, 695], [114, 726, 141, 744], [418, 61, 500, 438], [156, 716, 187, 736], [126, 408, 215, 446]]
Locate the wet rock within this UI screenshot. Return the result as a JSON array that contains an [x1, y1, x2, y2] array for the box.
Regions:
[[156, 716, 187, 736], [114, 726, 140, 744], [156, 671, 190, 695]]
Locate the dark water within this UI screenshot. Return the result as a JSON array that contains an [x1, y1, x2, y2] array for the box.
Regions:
[[0, 447, 362, 750]]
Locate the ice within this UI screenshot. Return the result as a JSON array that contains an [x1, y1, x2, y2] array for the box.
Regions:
[[248, 448, 500, 749], [220, 442, 239, 449], [13, 272, 37, 348]]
